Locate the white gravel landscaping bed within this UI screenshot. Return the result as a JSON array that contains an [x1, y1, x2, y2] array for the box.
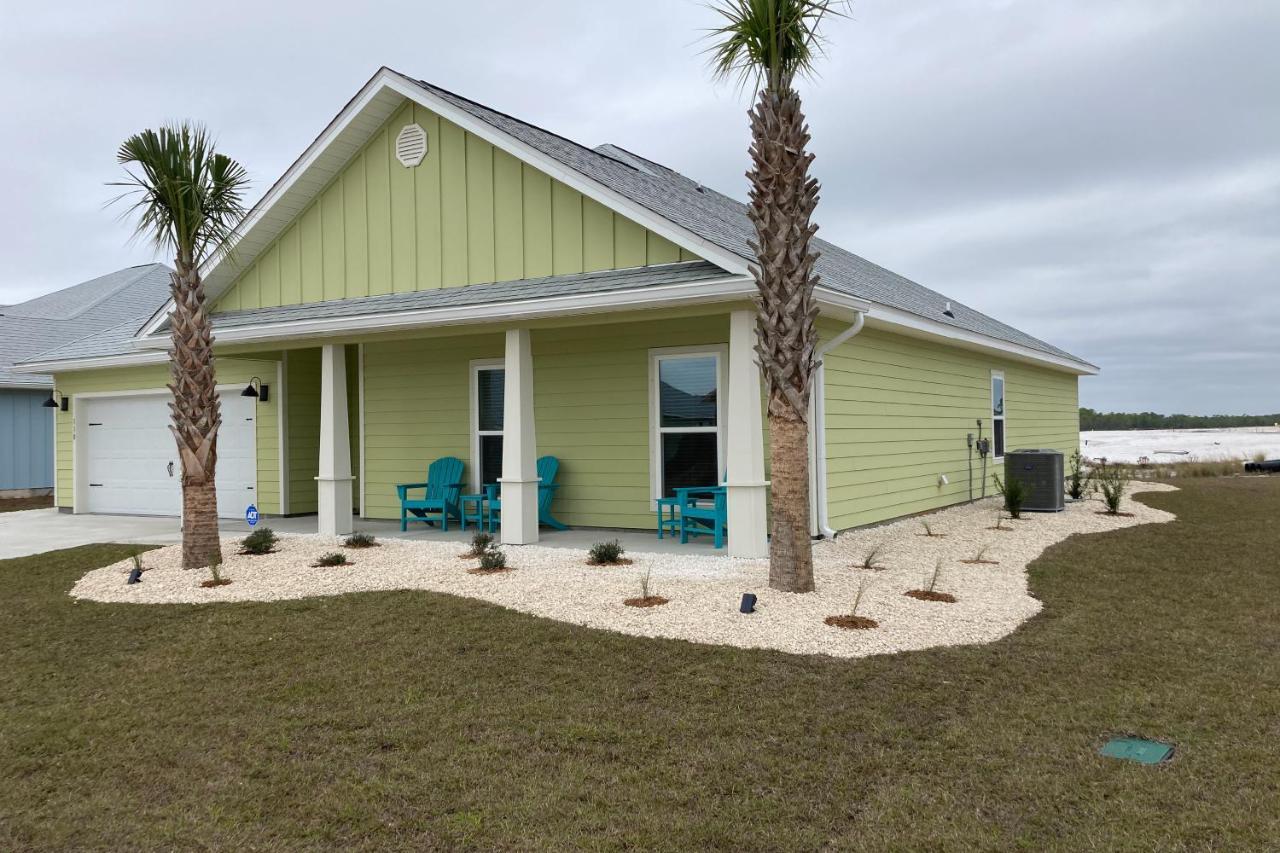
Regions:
[[70, 483, 1178, 659]]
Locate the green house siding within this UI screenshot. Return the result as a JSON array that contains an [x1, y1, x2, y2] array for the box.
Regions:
[[283, 347, 360, 515], [52, 357, 283, 514], [821, 322, 1080, 531], [214, 100, 698, 313], [361, 315, 733, 530]]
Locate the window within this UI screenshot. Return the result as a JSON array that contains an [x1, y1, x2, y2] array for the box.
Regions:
[[471, 362, 505, 490], [991, 370, 1005, 460], [650, 349, 725, 499]]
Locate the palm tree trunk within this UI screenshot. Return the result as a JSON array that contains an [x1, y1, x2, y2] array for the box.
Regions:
[[168, 259, 223, 570], [768, 406, 813, 591], [181, 478, 222, 568], [747, 86, 822, 593]]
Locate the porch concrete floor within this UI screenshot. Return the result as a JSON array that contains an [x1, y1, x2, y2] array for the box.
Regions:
[[0, 509, 726, 560]]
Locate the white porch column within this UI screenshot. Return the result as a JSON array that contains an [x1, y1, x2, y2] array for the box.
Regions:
[[316, 343, 354, 537], [725, 309, 769, 557], [499, 328, 539, 544]]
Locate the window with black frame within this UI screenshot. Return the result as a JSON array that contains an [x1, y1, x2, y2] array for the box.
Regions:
[[654, 354, 720, 498], [475, 366, 504, 488]]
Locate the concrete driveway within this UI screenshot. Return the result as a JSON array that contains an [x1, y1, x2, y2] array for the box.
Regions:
[[0, 509, 188, 560]]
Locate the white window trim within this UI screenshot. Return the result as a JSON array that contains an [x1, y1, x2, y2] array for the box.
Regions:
[[991, 369, 1006, 462], [469, 359, 505, 493], [648, 345, 728, 503]]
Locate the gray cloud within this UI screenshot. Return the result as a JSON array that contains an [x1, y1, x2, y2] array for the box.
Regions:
[[1, 0, 1275, 414]]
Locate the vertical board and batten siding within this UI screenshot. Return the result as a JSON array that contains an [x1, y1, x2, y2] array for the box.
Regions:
[[361, 316, 737, 529], [821, 321, 1080, 530], [213, 100, 699, 313], [0, 390, 55, 491], [51, 358, 283, 514]]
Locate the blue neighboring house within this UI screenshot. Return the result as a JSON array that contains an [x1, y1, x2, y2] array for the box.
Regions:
[[0, 264, 172, 497]]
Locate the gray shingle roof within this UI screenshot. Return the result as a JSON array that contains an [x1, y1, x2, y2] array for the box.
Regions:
[[197, 261, 732, 331], [412, 77, 1091, 368], [1, 264, 172, 386]]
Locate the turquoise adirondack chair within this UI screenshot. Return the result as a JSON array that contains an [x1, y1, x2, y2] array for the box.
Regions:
[[677, 484, 728, 548], [396, 456, 465, 531], [484, 455, 568, 533]]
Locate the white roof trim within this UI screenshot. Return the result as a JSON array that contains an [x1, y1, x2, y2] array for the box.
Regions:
[[15, 350, 170, 375], [25, 281, 1095, 375], [864, 303, 1098, 375], [140, 67, 750, 340], [132, 275, 762, 347]]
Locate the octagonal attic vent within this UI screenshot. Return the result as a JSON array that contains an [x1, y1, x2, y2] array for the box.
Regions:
[[395, 123, 428, 167]]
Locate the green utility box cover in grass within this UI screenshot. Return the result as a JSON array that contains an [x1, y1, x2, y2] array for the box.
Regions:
[[1100, 737, 1174, 765]]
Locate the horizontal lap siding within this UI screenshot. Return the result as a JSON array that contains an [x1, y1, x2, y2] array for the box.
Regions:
[[362, 335, 503, 520], [52, 358, 283, 513], [360, 316, 733, 530], [286, 351, 320, 514], [822, 323, 1079, 530], [534, 316, 730, 529], [214, 100, 695, 313], [0, 390, 54, 490], [280, 347, 360, 515]]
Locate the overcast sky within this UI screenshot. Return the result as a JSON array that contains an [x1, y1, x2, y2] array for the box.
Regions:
[[1, 0, 1276, 414]]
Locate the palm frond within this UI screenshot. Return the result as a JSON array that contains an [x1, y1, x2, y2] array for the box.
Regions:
[[703, 0, 847, 91], [108, 123, 249, 267]]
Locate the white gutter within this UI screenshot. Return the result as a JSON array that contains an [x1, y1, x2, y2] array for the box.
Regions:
[[811, 310, 866, 539]]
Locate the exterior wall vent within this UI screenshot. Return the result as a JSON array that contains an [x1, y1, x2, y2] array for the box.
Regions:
[[395, 123, 428, 167]]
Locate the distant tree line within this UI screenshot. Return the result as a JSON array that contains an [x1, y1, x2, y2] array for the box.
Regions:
[[1080, 408, 1280, 431]]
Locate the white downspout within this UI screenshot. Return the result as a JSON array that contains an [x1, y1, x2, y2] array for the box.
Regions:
[[812, 311, 866, 539]]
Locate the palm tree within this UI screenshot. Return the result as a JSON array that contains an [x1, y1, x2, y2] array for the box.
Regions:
[[112, 124, 249, 570], [707, 0, 845, 593]]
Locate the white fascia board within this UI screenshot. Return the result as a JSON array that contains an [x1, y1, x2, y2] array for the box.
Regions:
[[864, 303, 1099, 375], [138, 72, 401, 339], [15, 350, 170, 374], [135, 275, 757, 348], [160, 67, 751, 341]]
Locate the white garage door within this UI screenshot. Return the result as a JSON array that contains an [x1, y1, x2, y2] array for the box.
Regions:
[[82, 391, 257, 519]]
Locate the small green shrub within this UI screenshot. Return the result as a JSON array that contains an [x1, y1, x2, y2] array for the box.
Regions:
[[858, 542, 888, 571], [200, 554, 230, 588], [926, 558, 943, 593], [588, 539, 625, 564], [470, 531, 495, 557], [851, 577, 871, 616], [1094, 462, 1130, 514], [478, 546, 507, 571], [313, 552, 349, 567], [241, 527, 278, 555], [994, 473, 1026, 519], [344, 532, 378, 548], [1067, 450, 1086, 500]]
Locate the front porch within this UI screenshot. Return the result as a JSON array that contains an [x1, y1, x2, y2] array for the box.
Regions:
[[268, 307, 771, 557]]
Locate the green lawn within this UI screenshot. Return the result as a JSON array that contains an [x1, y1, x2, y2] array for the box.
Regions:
[[3, 479, 1279, 850]]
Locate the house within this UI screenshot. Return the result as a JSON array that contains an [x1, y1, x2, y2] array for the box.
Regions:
[[0, 265, 171, 497], [15, 68, 1095, 556]]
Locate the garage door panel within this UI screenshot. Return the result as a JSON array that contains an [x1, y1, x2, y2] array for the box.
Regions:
[[82, 392, 257, 519]]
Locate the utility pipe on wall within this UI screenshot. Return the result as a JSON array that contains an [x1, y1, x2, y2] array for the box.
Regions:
[[810, 310, 866, 539]]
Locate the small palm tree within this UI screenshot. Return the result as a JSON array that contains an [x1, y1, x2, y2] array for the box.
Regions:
[[706, 0, 845, 592], [111, 124, 249, 569]]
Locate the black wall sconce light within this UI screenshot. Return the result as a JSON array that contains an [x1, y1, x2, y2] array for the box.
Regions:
[[240, 377, 269, 403], [42, 390, 69, 411]]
